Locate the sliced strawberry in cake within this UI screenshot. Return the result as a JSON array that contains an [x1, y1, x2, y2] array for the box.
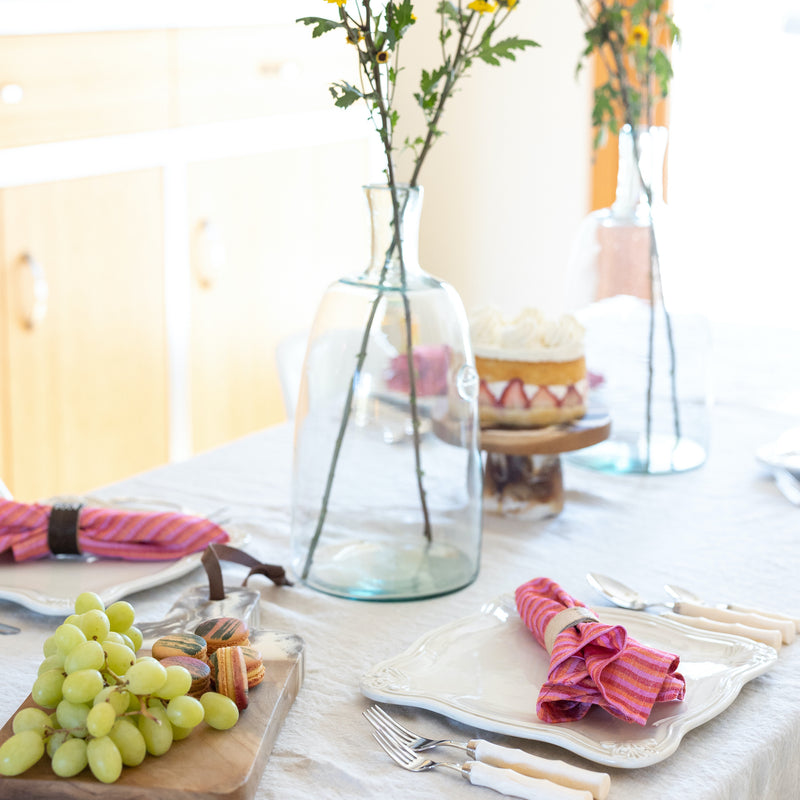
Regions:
[[499, 378, 530, 409], [562, 385, 584, 407], [479, 379, 500, 407], [530, 386, 558, 407]]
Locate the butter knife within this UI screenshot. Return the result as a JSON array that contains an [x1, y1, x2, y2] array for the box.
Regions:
[[665, 584, 800, 635]]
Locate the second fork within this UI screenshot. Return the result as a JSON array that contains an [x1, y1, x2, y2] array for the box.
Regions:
[[372, 728, 593, 800], [363, 705, 610, 800]]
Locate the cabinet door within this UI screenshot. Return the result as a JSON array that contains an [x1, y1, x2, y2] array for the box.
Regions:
[[187, 138, 371, 453], [0, 170, 169, 500]]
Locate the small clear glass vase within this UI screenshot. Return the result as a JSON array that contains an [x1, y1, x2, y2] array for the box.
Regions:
[[290, 184, 482, 600], [566, 125, 711, 474]]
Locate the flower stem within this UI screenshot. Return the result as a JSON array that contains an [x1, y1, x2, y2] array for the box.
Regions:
[[591, 0, 682, 466], [366, 11, 432, 541], [301, 3, 433, 578]]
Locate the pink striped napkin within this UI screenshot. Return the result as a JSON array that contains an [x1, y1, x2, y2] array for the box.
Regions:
[[385, 345, 451, 396], [516, 577, 686, 726], [0, 498, 229, 562]]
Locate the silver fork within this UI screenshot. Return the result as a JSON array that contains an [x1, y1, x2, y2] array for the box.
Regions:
[[371, 728, 591, 800], [364, 705, 465, 751], [363, 705, 609, 800]]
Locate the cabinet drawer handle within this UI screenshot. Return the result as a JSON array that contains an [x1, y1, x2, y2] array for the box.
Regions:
[[20, 252, 49, 329], [194, 219, 227, 288]]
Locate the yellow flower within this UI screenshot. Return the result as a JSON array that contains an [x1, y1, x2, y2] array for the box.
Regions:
[[325, 0, 346, 5], [498, 0, 518, 8], [467, 0, 498, 13], [628, 24, 649, 47], [346, 28, 364, 45], [376, 51, 389, 64]]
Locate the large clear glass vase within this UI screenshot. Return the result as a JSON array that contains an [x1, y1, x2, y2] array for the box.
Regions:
[[566, 125, 711, 474], [290, 184, 482, 600]]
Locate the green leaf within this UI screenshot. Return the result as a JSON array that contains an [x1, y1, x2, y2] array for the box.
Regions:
[[477, 36, 540, 67], [436, 1, 460, 23], [388, 0, 415, 38], [414, 90, 439, 111], [296, 17, 344, 39], [420, 65, 448, 95], [653, 49, 673, 96], [329, 82, 363, 109]]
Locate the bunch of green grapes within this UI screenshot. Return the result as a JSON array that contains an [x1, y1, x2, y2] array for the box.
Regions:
[[0, 591, 240, 783]]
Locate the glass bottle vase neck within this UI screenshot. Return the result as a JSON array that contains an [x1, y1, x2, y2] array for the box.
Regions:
[[363, 183, 423, 285], [612, 125, 668, 220]]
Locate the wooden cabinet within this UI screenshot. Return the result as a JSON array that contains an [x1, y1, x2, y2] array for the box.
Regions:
[[0, 170, 170, 500], [0, 25, 373, 500]]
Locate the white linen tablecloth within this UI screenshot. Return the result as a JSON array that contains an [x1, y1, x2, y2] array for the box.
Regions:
[[2, 322, 800, 800]]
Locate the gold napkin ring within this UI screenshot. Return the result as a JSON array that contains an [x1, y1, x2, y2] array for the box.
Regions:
[[544, 606, 599, 653], [48, 503, 83, 556]]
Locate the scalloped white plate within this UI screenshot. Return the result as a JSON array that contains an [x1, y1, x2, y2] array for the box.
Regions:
[[360, 594, 777, 768], [0, 496, 246, 616]]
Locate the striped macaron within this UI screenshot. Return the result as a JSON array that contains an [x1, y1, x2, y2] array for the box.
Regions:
[[152, 633, 208, 662], [159, 655, 211, 698], [194, 617, 250, 654], [239, 646, 266, 689], [210, 646, 249, 710]]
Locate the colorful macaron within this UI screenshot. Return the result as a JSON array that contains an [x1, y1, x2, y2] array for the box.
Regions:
[[239, 646, 266, 689], [152, 632, 208, 662], [210, 646, 249, 710], [159, 655, 211, 698], [194, 617, 250, 655]]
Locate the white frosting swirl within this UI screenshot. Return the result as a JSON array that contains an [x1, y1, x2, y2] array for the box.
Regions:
[[468, 305, 505, 348], [469, 306, 585, 362]]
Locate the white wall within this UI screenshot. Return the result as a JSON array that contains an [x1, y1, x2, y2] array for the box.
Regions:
[[389, 2, 592, 317], [668, 0, 800, 329]]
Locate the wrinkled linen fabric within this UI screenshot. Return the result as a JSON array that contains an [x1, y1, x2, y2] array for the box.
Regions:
[[516, 577, 686, 725], [0, 498, 229, 561]]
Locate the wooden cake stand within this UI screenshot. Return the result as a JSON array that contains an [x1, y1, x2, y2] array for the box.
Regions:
[[479, 410, 611, 519]]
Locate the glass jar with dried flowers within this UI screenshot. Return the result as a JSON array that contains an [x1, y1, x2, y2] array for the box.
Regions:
[[566, 0, 710, 475], [291, 1, 538, 599]]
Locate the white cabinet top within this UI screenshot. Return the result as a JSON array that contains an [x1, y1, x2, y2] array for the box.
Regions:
[[0, 0, 320, 35]]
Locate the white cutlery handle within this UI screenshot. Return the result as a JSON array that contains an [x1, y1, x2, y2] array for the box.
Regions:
[[675, 601, 795, 644], [726, 603, 800, 633], [472, 741, 610, 800], [663, 612, 782, 649], [466, 762, 593, 800]]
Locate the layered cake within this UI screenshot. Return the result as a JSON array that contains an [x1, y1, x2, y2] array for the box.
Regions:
[[471, 307, 587, 428]]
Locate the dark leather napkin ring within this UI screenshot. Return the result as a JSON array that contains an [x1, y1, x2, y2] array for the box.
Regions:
[[48, 503, 84, 556]]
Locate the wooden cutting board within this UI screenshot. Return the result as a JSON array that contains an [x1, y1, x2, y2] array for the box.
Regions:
[[0, 630, 304, 800]]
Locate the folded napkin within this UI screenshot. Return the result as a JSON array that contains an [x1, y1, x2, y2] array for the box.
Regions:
[[385, 345, 451, 396], [0, 498, 229, 562], [516, 577, 686, 726]]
